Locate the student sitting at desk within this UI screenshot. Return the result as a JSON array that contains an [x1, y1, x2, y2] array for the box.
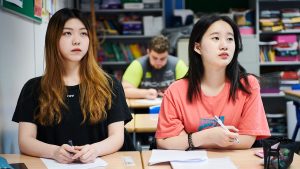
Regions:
[[156, 14, 271, 150], [122, 35, 188, 99], [12, 8, 134, 164]]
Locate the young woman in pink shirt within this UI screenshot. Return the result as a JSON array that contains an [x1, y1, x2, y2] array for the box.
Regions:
[[156, 14, 270, 150]]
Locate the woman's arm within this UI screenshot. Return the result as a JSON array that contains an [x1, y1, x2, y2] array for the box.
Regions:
[[19, 122, 76, 163], [157, 126, 256, 150], [72, 121, 124, 163]]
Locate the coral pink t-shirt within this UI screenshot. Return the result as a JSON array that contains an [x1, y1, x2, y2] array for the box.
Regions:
[[155, 75, 271, 140]]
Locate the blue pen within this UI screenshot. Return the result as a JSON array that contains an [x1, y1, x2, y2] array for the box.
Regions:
[[214, 116, 240, 144]]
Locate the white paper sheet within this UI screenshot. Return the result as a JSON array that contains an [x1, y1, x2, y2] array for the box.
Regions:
[[41, 158, 107, 169], [148, 149, 208, 165], [170, 157, 238, 169]]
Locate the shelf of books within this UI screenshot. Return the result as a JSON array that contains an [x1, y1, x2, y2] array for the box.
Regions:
[[77, 0, 165, 80], [260, 62, 300, 66], [261, 92, 285, 98], [99, 35, 156, 39], [257, 0, 300, 137], [81, 8, 163, 13]]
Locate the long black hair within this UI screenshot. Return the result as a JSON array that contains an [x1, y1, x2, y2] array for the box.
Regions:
[[185, 14, 252, 103]]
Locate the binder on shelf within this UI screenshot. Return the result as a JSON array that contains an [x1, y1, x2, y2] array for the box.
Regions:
[[143, 16, 154, 36]]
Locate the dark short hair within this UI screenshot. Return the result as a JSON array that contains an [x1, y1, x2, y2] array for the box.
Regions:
[[148, 35, 169, 53]]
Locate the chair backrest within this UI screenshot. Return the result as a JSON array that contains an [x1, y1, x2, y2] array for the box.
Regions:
[[149, 105, 160, 114]]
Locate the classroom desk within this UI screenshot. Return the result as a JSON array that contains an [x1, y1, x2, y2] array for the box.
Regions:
[[283, 90, 300, 140], [126, 99, 130, 107], [127, 98, 162, 109], [125, 114, 135, 133], [141, 149, 300, 169], [284, 90, 300, 102], [135, 114, 158, 133], [0, 151, 143, 169]]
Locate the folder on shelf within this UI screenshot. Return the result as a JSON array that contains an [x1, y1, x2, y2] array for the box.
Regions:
[[143, 16, 154, 36]]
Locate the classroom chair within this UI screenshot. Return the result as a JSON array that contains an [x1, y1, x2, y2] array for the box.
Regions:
[[291, 85, 300, 141], [120, 129, 136, 151], [149, 105, 160, 114], [1, 128, 19, 153], [292, 102, 300, 141]]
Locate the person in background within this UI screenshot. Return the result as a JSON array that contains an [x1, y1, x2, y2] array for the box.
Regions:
[[122, 35, 188, 99], [12, 8, 134, 164], [156, 14, 270, 150]]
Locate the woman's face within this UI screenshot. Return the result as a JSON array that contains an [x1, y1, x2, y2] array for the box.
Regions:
[[195, 20, 235, 69], [59, 18, 89, 64]]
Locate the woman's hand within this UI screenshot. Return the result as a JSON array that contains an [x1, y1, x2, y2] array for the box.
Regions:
[[52, 144, 77, 164], [72, 144, 98, 163], [206, 126, 239, 147]]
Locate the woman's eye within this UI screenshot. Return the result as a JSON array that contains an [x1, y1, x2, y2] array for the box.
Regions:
[[81, 32, 88, 36], [212, 37, 219, 40], [228, 37, 234, 41], [63, 32, 71, 36]]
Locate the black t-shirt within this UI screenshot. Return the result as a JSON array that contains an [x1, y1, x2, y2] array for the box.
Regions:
[[12, 76, 133, 149]]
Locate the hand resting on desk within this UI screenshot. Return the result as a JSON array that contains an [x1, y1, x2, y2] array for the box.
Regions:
[[71, 144, 99, 163], [53, 144, 78, 164]]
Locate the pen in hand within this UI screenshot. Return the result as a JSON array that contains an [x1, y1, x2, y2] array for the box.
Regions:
[[214, 116, 240, 144], [68, 140, 74, 147], [68, 140, 75, 155]]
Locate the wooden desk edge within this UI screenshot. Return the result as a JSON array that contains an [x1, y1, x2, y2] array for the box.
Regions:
[[283, 90, 300, 97]]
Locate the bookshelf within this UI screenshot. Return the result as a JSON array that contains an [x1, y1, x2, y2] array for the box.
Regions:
[[75, 0, 165, 80], [256, 0, 300, 137]]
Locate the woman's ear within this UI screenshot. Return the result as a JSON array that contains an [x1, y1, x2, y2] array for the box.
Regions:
[[194, 43, 201, 55]]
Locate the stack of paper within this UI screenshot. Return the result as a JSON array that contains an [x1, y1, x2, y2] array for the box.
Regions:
[[148, 149, 208, 165], [41, 158, 107, 169], [149, 150, 238, 169]]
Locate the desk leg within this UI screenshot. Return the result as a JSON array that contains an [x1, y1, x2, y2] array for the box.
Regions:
[[292, 102, 300, 141], [132, 132, 136, 148]]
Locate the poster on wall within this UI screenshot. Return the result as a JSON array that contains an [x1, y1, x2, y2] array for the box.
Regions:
[[5, 0, 22, 7], [0, 0, 42, 23], [34, 0, 42, 18]]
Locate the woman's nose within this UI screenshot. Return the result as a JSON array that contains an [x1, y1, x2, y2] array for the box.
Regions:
[[72, 39, 80, 46], [219, 39, 228, 50]]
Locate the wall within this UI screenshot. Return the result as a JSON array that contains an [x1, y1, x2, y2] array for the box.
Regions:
[[0, 1, 73, 153]]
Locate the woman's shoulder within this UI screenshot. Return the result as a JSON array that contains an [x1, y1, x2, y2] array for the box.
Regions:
[[19, 76, 42, 98], [170, 78, 188, 87], [166, 78, 189, 92], [241, 74, 260, 89], [107, 74, 123, 91], [23, 76, 42, 89]]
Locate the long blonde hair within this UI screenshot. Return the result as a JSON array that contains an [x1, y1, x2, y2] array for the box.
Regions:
[[37, 8, 112, 125]]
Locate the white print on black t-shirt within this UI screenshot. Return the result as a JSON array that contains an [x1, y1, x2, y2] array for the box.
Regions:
[[67, 94, 74, 98]]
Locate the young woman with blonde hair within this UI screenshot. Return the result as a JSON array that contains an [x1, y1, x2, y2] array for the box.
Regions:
[[13, 8, 133, 163]]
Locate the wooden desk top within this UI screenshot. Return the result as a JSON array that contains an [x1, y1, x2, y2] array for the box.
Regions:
[[284, 90, 300, 97], [126, 99, 130, 107], [127, 98, 162, 108], [125, 114, 135, 133], [141, 149, 300, 169], [135, 114, 158, 133], [283, 90, 300, 102], [1, 151, 143, 169]]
